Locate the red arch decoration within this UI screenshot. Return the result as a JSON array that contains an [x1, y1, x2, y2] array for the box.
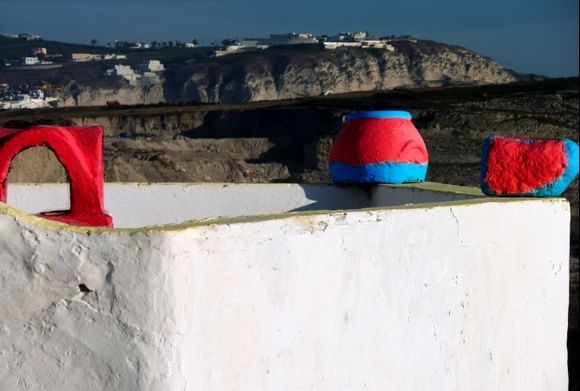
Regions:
[[0, 125, 113, 227]]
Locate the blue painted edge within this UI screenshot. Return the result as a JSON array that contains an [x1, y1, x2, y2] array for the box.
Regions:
[[480, 136, 494, 195], [345, 110, 412, 121], [524, 138, 579, 197], [480, 137, 579, 197], [330, 162, 428, 184]]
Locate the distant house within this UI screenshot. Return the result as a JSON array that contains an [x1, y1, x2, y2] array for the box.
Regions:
[[353, 32, 368, 40], [32, 48, 47, 56], [136, 60, 165, 73], [21, 57, 40, 65], [18, 33, 41, 41], [361, 40, 395, 51], [323, 41, 362, 49], [102, 54, 127, 61], [71, 53, 102, 62], [335, 32, 354, 42], [333, 31, 371, 43], [267, 33, 318, 46], [323, 31, 397, 51]]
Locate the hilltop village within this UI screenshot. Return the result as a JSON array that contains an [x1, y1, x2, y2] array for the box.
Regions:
[[0, 31, 417, 109]]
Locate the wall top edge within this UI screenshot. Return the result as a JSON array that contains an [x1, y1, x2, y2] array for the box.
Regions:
[[10, 181, 485, 196], [0, 196, 568, 236]]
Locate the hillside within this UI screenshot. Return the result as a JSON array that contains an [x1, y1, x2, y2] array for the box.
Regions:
[[0, 35, 210, 65], [161, 40, 520, 104], [1, 37, 524, 106]]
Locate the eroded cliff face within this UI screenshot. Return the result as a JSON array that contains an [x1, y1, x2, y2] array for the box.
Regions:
[[164, 40, 518, 104], [58, 40, 519, 107], [60, 82, 166, 107]]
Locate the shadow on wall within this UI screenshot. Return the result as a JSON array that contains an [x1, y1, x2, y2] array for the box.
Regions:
[[289, 183, 481, 213], [289, 184, 374, 212]]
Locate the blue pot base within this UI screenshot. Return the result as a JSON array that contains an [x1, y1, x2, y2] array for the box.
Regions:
[[330, 162, 428, 184]]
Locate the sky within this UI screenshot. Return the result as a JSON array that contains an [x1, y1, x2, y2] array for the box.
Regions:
[[0, 0, 578, 77]]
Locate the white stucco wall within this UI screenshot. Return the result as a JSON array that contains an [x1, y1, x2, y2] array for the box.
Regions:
[[0, 184, 569, 391]]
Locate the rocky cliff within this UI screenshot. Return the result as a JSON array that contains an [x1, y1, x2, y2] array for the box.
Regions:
[[59, 80, 166, 107], [164, 40, 519, 104], [54, 40, 520, 107]]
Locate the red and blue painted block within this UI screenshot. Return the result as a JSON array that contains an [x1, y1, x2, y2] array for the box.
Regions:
[[329, 110, 429, 184], [481, 136, 579, 197]]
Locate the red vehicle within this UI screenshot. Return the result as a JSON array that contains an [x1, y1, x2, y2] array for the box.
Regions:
[[106, 100, 121, 108]]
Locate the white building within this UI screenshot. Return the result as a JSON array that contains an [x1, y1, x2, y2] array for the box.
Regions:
[[0, 89, 58, 110], [353, 31, 368, 40], [323, 41, 362, 49], [136, 60, 165, 73], [324, 33, 397, 51], [267, 33, 318, 46], [103, 54, 127, 61], [71, 53, 102, 62], [18, 33, 41, 40], [22, 57, 40, 65], [361, 40, 395, 51], [32, 47, 47, 56]]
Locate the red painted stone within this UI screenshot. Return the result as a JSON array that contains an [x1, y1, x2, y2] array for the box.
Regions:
[[0, 125, 113, 227], [484, 137, 566, 195]]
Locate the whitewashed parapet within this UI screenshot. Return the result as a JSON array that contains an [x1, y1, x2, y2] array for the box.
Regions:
[[0, 185, 570, 391]]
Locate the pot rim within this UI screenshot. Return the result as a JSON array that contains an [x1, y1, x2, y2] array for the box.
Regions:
[[345, 110, 412, 121]]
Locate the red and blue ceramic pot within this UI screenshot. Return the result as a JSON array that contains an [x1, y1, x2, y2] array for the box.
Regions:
[[329, 110, 429, 184]]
